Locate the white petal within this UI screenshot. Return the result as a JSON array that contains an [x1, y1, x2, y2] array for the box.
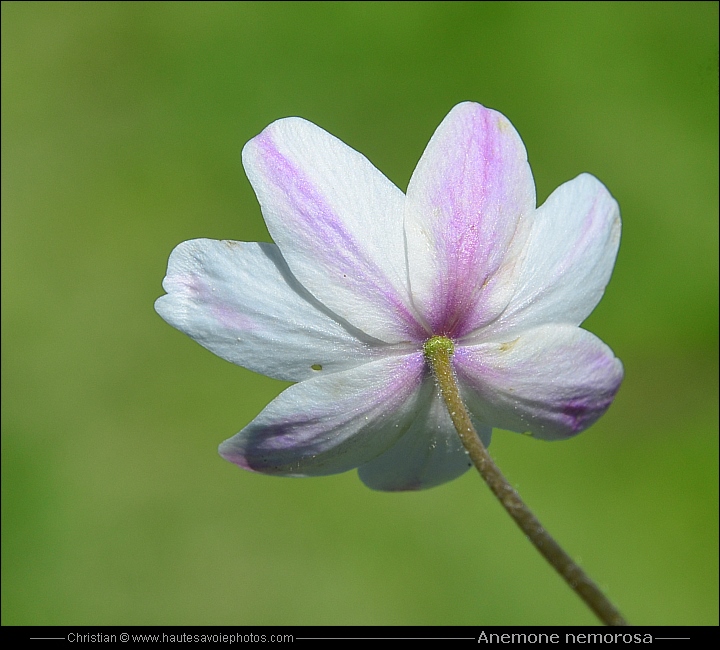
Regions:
[[219, 353, 428, 477], [454, 324, 623, 440], [404, 102, 536, 337], [478, 174, 621, 341], [242, 117, 426, 343], [155, 239, 383, 382], [358, 388, 491, 491]]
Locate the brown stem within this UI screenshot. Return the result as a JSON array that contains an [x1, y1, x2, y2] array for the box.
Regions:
[[424, 336, 627, 626]]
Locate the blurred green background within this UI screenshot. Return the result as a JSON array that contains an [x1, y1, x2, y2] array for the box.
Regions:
[[2, 1, 717, 626]]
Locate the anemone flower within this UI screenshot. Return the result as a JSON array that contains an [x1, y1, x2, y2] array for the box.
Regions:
[[156, 101, 621, 491], [156, 102, 627, 625]]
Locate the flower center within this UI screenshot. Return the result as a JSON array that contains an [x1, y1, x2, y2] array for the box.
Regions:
[[423, 335, 455, 360]]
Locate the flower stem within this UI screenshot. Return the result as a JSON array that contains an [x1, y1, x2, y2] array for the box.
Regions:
[[424, 336, 627, 626]]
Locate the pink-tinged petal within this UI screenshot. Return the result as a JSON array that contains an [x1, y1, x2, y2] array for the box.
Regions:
[[454, 324, 623, 441], [219, 353, 429, 477], [155, 239, 384, 382], [358, 388, 491, 491], [243, 117, 426, 343], [404, 102, 536, 337], [477, 174, 621, 341]]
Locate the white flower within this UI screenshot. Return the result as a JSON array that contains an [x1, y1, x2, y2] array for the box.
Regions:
[[155, 102, 623, 491]]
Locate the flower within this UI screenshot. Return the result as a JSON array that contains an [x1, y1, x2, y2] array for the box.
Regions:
[[155, 102, 623, 491]]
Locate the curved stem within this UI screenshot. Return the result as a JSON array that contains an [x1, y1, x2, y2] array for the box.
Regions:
[[424, 336, 627, 627]]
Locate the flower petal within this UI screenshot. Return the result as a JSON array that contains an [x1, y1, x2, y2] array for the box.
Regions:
[[358, 390, 491, 491], [155, 239, 383, 382], [219, 353, 429, 477], [404, 102, 536, 337], [454, 324, 623, 440], [243, 117, 425, 343], [478, 174, 621, 341]]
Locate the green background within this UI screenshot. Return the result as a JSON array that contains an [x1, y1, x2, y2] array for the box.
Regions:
[[2, 1, 717, 626]]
